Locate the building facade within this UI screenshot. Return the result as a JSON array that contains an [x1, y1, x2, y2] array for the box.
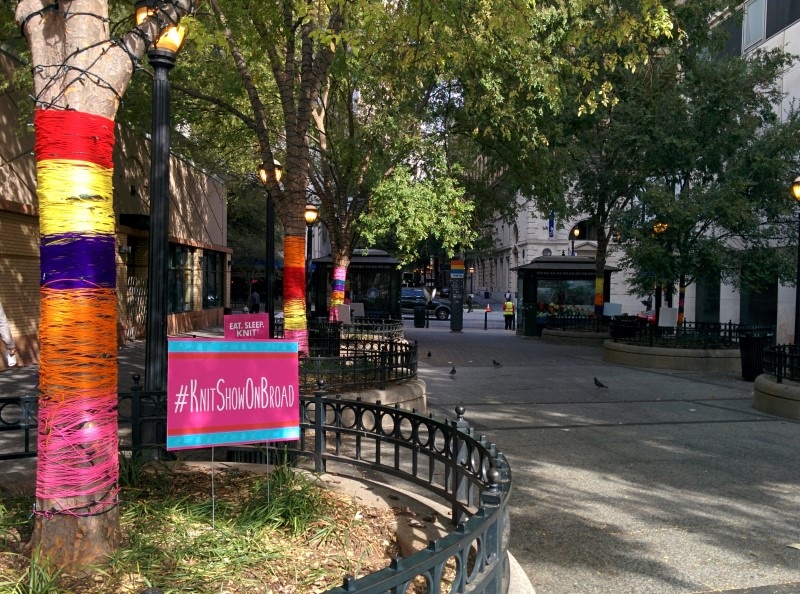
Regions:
[[0, 55, 230, 369]]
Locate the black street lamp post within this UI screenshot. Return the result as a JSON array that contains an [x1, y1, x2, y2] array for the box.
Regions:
[[652, 222, 669, 329], [258, 161, 283, 338], [792, 177, 800, 343], [468, 266, 475, 296], [136, 2, 186, 392], [304, 204, 319, 320]]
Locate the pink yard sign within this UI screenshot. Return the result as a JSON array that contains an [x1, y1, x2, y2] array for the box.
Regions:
[[224, 313, 269, 339], [166, 338, 299, 450]]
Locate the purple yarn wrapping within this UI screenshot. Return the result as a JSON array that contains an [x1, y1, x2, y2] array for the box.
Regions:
[[41, 233, 117, 289]]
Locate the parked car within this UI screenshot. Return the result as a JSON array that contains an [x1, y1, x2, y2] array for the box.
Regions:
[[637, 310, 656, 325], [401, 287, 451, 320]]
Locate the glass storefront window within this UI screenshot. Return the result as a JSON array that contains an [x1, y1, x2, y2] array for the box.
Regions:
[[536, 279, 595, 316]]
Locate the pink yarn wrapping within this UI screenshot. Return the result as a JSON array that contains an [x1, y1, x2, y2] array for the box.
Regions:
[[35, 394, 119, 508], [284, 329, 309, 357]]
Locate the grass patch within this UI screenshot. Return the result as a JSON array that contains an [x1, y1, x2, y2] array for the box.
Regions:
[[0, 463, 399, 593]]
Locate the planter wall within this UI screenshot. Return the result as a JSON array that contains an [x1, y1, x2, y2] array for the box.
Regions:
[[752, 375, 800, 421], [602, 340, 741, 372], [541, 328, 609, 347]]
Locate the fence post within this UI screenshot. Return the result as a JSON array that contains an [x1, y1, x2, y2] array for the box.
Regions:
[[314, 382, 327, 473], [480, 467, 506, 593], [451, 405, 469, 526], [380, 345, 388, 389], [130, 373, 143, 458], [20, 394, 36, 454]]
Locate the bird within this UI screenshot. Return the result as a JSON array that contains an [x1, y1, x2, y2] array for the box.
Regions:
[[594, 377, 608, 389], [427, 351, 432, 358], [449, 366, 456, 376], [492, 359, 503, 368]]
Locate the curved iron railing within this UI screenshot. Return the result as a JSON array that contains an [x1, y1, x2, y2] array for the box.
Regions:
[[302, 319, 417, 392], [277, 388, 512, 594], [1, 388, 512, 594], [300, 340, 417, 392]]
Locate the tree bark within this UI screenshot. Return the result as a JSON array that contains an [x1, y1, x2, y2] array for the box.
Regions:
[[16, 0, 194, 569]]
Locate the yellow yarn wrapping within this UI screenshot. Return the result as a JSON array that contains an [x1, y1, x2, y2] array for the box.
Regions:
[[38, 160, 115, 235]]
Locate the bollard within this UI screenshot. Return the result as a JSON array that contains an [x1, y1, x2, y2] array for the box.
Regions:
[[484, 309, 488, 330]]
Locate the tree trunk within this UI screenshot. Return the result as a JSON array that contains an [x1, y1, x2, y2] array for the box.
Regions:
[[677, 274, 687, 325], [328, 254, 351, 321], [594, 225, 610, 316], [16, 0, 193, 569]]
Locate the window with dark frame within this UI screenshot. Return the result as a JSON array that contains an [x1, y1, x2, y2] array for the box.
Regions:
[[203, 250, 224, 309], [168, 244, 191, 313]]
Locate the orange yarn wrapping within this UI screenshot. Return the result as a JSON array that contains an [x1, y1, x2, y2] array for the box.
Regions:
[[39, 288, 118, 395], [283, 235, 308, 354]]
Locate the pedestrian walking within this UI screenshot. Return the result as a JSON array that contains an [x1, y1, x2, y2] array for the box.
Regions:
[[503, 298, 515, 330], [504, 289, 512, 302], [0, 302, 17, 367], [249, 290, 261, 314], [466, 294, 473, 313]]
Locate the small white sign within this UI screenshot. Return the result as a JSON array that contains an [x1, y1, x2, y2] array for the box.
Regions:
[[658, 307, 679, 327], [336, 304, 352, 324]]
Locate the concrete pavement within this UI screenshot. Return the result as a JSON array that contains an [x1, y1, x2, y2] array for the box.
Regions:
[[406, 307, 800, 593]]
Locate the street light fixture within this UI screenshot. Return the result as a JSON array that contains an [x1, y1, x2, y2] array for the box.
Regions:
[[571, 226, 580, 256], [304, 203, 319, 319], [258, 160, 283, 338], [791, 177, 800, 343], [136, 1, 186, 393]]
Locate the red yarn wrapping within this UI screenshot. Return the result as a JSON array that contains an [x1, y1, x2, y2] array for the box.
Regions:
[[34, 109, 115, 168]]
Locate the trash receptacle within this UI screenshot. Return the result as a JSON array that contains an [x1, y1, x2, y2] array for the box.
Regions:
[[522, 304, 538, 336], [414, 305, 426, 328], [739, 326, 774, 382]]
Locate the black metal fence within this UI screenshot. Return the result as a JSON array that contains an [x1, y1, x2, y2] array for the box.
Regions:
[[302, 319, 416, 392], [609, 319, 766, 349], [545, 314, 609, 333], [0, 394, 37, 461], [763, 344, 800, 383], [301, 341, 417, 392]]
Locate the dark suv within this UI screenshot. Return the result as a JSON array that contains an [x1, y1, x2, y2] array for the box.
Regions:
[[400, 287, 451, 320]]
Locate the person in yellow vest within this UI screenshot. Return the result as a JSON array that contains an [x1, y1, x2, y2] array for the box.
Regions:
[[503, 298, 515, 330]]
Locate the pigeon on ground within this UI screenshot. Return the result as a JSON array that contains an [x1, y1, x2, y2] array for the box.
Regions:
[[427, 351, 432, 358], [449, 366, 457, 376], [594, 377, 608, 389], [492, 359, 503, 368]]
